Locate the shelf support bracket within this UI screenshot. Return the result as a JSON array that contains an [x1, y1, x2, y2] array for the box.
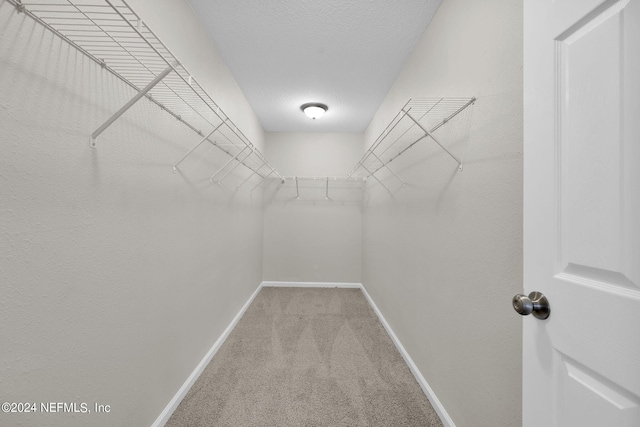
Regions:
[[361, 164, 393, 195], [173, 120, 227, 172], [210, 147, 251, 183], [369, 152, 405, 186], [250, 170, 275, 193], [90, 64, 174, 148], [404, 112, 463, 171], [235, 164, 266, 191], [214, 148, 254, 184], [325, 177, 330, 200], [350, 177, 368, 192]]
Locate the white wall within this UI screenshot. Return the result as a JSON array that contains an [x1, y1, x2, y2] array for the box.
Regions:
[[0, 0, 265, 425], [263, 133, 363, 283], [361, 0, 523, 426]]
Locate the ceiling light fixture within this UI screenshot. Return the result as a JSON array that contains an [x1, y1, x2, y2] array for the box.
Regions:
[[301, 103, 328, 120]]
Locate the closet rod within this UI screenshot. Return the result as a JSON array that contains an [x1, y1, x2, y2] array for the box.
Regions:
[[10, 0, 284, 187]]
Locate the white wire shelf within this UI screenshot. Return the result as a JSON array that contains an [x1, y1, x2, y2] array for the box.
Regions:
[[275, 176, 366, 202], [348, 97, 475, 193], [9, 0, 282, 189]]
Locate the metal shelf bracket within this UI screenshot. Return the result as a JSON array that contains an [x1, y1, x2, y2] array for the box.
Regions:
[[278, 176, 367, 202], [90, 64, 176, 148], [10, 0, 283, 188], [348, 97, 475, 193]]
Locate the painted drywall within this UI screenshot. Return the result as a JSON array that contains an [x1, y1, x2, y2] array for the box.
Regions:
[[263, 133, 363, 283], [0, 0, 266, 425], [361, 0, 523, 426]]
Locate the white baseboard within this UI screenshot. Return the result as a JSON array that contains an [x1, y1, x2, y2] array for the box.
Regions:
[[359, 285, 456, 427], [261, 280, 362, 288], [151, 282, 264, 427], [152, 280, 454, 427]]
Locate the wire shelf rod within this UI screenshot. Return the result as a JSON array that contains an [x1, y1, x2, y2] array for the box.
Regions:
[[369, 151, 405, 186], [368, 108, 410, 154], [213, 126, 249, 151], [67, 3, 210, 122], [67, 2, 162, 91], [252, 151, 279, 174], [240, 155, 266, 179], [395, 97, 477, 165], [363, 98, 463, 171], [52, 29, 135, 33], [82, 49, 162, 53], [354, 97, 476, 180], [155, 82, 221, 132], [364, 106, 418, 166], [10, 0, 280, 187], [346, 108, 409, 179], [33, 18, 126, 22], [366, 98, 445, 166], [20, 3, 111, 7], [208, 144, 270, 181], [27, 10, 116, 15], [367, 133, 430, 177], [111, 0, 233, 139], [106, 2, 238, 146], [10, 1, 104, 66], [282, 176, 366, 181], [278, 176, 368, 202]]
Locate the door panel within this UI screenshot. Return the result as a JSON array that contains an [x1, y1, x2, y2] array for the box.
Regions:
[[524, 0, 640, 425], [557, 355, 640, 426], [557, 0, 630, 283]]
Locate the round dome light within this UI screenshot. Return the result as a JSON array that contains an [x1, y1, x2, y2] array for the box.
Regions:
[[301, 103, 328, 120]]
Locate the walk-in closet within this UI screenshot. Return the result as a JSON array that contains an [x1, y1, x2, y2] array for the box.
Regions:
[[3, 0, 638, 426]]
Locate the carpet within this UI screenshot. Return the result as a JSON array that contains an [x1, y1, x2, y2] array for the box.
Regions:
[[166, 287, 443, 426]]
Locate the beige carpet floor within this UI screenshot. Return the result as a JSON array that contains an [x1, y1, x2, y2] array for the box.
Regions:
[[166, 287, 443, 426]]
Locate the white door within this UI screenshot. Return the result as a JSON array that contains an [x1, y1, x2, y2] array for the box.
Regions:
[[523, 0, 640, 426]]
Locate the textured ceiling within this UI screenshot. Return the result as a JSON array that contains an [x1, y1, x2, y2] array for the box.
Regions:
[[187, 0, 442, 133]]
